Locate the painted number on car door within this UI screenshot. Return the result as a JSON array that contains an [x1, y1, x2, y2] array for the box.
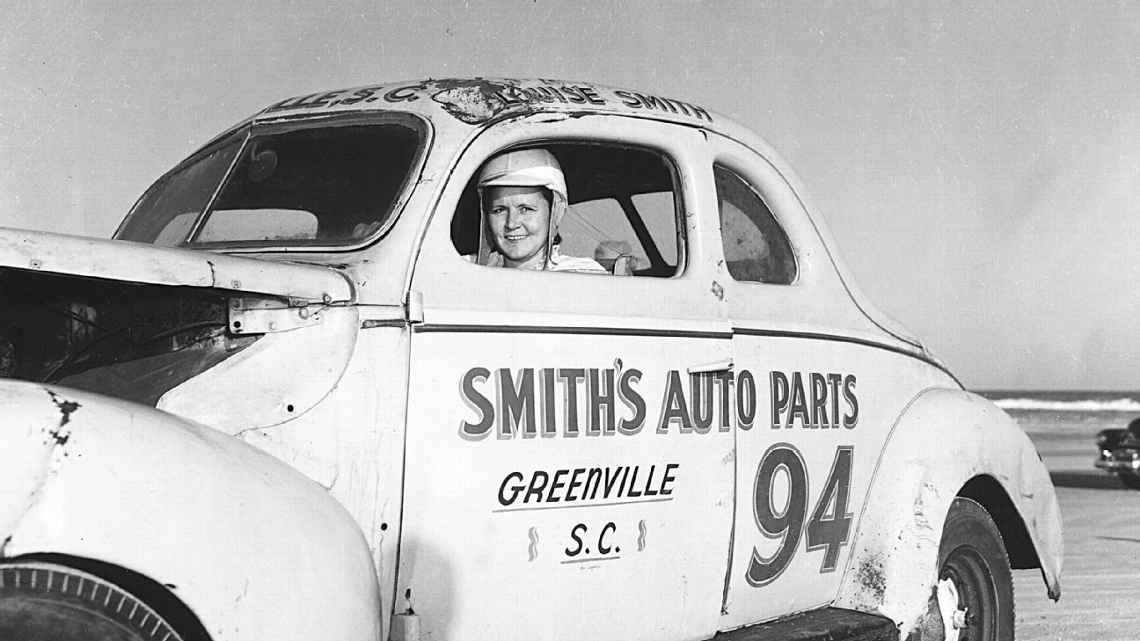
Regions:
[[746, 444, 854, 586]]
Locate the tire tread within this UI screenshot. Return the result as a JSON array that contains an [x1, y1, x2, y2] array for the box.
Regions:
[[0, 562, 184, 641]]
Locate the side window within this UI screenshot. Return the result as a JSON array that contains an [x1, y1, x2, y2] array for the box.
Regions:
[[714, 165, 796, 284], [451, 143, 682, 277]]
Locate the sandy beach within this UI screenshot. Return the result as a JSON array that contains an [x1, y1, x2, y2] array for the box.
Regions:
[[1012, 427, 1140, 640]]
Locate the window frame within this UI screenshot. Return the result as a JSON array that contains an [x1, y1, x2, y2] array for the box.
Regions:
[[114, 111, 433, 254]]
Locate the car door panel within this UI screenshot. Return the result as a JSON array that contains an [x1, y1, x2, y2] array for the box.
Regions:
[[402, 117, 735, 641]]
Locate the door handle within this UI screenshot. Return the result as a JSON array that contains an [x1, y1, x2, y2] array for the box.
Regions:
[[687, 358, 734, 374]]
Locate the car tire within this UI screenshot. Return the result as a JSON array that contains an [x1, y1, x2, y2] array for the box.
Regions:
[[1117, 473, 1140, 491], [0, 562, 185, 641], [937, 497, 1014, 641]]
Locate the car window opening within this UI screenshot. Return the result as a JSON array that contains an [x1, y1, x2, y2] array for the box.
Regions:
[[451, 143, 683, 277], [116, 116, 427, 250], [714, 164, 797, 285]]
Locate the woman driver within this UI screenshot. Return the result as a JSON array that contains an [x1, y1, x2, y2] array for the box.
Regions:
[[472, 149, 607, 273]]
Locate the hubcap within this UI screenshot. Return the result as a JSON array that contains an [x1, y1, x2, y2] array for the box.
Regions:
[[937, 578, 967, 641], [940, 546, 998, 641]]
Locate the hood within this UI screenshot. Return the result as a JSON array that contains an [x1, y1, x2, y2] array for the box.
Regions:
[[0, 227, 354, 304]]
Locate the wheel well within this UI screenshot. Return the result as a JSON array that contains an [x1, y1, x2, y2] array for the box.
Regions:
[[957, 475, 1040, 569], [11, 553, 213, 641]]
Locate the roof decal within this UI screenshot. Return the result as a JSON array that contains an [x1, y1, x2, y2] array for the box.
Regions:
[[260, 78, 714, 126], [430, 78, 532, 125]]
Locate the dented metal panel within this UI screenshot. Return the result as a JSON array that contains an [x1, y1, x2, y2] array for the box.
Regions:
[[0, 381, 381, 641], [833, 389, 1062, 633], [719, 341, 953, 628]]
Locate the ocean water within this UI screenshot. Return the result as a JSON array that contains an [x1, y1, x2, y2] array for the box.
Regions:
[[976, 390, 1140, 440]]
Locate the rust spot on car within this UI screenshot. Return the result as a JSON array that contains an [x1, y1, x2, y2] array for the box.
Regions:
[[710, 280, 725, 301], [429, 78, 532, 125], [855, 554, 887, 603], [45, 389, 81, 446]]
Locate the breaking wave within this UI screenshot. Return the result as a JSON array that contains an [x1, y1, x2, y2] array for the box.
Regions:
[[993, 397, 1140, 412]]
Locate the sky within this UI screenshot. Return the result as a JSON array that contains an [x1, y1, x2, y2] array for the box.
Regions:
[[2, 1, 1138, 390]]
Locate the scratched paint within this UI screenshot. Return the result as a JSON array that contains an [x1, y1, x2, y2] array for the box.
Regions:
[[44, 390, 80, 446], [0, 379, 382, 641]]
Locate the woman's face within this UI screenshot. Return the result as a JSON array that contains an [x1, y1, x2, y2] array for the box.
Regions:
[[485, 186, 552, 268]]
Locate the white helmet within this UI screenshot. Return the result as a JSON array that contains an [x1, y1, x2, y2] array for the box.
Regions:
[[475, 148, 568, 267]]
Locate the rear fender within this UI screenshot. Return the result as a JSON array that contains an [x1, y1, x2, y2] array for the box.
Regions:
[[834, 389, 1062, 633]]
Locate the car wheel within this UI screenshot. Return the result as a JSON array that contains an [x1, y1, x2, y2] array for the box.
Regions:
[[1117, 473, 1140, 490], [936, 497, 1014, 641], [0, 562, 185, 641]]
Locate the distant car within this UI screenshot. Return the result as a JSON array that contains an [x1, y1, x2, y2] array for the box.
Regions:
[[1095, 417, 1140, 489], [1, 77, 1061, 641]]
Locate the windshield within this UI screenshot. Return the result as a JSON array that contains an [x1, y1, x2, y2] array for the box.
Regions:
[[116, 114, 426, 248]]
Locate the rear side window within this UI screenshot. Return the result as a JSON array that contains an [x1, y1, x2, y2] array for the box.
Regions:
[[714, 165, 796, 284]]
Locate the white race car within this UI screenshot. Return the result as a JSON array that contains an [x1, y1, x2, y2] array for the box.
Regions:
[[0, 78, 1060, 641]]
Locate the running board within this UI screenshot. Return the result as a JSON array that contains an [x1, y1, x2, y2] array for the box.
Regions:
[[714, 607, 897, 641]]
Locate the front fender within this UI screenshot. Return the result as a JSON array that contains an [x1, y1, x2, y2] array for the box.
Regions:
[[0, 380, 380, 641], [834, 388, 1062, 633]]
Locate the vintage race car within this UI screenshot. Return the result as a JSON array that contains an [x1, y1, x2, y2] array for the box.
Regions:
[[0, 78, 1061, 641], [1095, 418, 1140, 489]]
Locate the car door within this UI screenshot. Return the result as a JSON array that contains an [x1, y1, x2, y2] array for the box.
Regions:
[[709, 134, 952, 628], [400, 114, 735, 641]]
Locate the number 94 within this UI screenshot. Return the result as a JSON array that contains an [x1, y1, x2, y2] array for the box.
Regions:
[[746, 444, 854, 587]]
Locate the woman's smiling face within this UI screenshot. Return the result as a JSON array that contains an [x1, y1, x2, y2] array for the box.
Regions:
[[485, 186, 552, 269]]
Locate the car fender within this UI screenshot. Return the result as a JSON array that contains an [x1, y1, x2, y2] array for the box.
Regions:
[[834, 388, 1062, 633], [0, 379, 380, 641]]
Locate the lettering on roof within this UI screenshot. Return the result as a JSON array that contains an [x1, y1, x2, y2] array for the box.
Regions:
[[263, 78, 713, 126]]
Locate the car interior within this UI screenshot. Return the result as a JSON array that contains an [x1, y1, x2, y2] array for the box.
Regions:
[[451, 142, 683, 277]]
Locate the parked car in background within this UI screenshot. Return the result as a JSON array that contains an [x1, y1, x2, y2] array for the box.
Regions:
[[0, 77, 1061, 641], [1095, 417, 1140, 489]]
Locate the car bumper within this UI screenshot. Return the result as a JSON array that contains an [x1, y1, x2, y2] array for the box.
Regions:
[[1095, 457, 1140, 474]]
